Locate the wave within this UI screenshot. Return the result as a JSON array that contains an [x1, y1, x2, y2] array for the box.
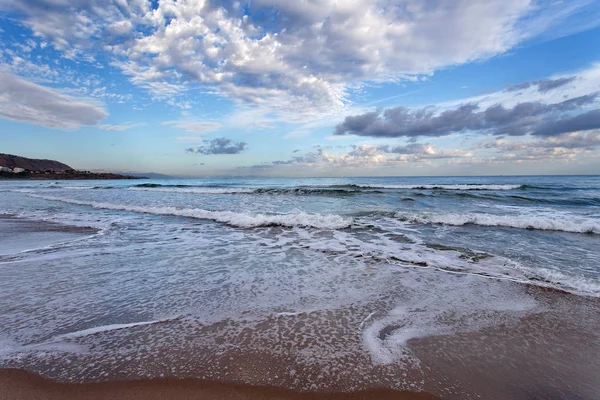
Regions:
[[350, 184, 524, 190], [395, 212, 600, 234], [504, 195, 600, 207], [130, 187, 255, 194], [411, 191, 600, 206], [130, 186, 369, 196], [129, 183, 525, 195], [135, 182, 525, 191], [253, 187, 369, 195], [134, 183, 200, 188], [27, 194, 353, 229], [514, 265, 600, 297]]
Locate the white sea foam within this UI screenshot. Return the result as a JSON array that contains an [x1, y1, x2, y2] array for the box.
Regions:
[[27, 194, 353, 229], [513, 264, 600, 296], [357, 184, 523, 190], [129, 187, 255, 194], [395, 212, 600, 234], [0, 320, 168, 359], [52, 320, 167, 341], [275, 311, 306, 317], [0, 339, 85, 358]]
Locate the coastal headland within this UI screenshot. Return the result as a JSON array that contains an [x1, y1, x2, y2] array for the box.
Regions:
[[0, 153, 142, 180]]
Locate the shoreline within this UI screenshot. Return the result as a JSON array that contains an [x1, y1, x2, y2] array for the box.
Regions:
[[0, 369, 438, 400], [1, 178, 598, 399]]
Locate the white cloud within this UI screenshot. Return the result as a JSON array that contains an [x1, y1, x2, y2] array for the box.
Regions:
[[99, 122, 145, 131], [479, 131, 600, 162], [1, 0, 150, 59], [163, 120, 223, 133], [0, 40, 129, 105], [0, 71, 108, 129], [115, 0, 532, 118], [438, 63, 600, 111], [108, 19, 134, 36], [250, 142, 473, 172], [5, 0, 599, 121]]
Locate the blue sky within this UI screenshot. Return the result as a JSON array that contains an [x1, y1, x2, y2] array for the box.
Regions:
[[1, 0, 600, 177]]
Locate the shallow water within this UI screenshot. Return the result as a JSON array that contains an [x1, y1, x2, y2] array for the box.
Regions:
[[0, 176, 599, 398]]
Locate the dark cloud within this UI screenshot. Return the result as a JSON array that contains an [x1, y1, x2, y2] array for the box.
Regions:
[[532, 109, 600, 137], [334, 111, 381, 136], [388, 143, 430, 154], [506, 77, 576, 93], [272, 160, 295, 165], [335, 94, 599, 139], [553, 93, 599, 111], [185, 138, 247, 155], [537, 77, 577, 93], [292, 149, 300, 153]]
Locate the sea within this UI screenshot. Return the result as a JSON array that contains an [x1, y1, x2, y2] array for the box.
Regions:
[[0, 175, 599, 398]]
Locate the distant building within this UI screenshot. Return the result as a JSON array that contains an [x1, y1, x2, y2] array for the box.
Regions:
[[12, 167, 25, 173], [0, 166, 11, 172]]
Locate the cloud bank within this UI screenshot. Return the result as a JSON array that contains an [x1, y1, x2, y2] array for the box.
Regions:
[[334, 93, 600, 139], [163, 120, 223, 133], [4, 0, 598, 119], [0, 71, 107, 129]]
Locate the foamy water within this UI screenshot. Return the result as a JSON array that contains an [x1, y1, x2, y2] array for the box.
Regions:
[[395, 211, 600, 234], [0, 176, 599, 394]]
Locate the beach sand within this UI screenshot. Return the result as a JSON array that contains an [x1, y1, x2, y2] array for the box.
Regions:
[[0, 369, 438, 400], [2, 290, 598, 399]]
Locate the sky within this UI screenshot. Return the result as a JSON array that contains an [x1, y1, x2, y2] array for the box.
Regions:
[[1, 0, 600, 177]]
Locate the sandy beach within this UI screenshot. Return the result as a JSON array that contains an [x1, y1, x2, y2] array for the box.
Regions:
[[0, 369, 438, 400], [1, 284, 598, 399]]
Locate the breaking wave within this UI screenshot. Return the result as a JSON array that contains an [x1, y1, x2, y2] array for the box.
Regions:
[[27, 194, 353, 229], [130, 186, 368, 196], [351, 184, 524, 190], [395, 212, 600, 234], [128, 182, 527, 196], [130, 187, 255, 194]]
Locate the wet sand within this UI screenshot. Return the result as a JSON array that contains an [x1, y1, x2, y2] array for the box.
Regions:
[[410, 298, 600, 399], [0, 369, 438, 400], [3, 293, 598, 399]]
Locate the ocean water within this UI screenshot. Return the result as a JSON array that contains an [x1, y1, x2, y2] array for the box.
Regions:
[[0, 176, 599, 396]]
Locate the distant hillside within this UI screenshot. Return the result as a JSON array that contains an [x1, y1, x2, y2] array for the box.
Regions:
[[0, 153, 73, 171], [114, 172, 172, 179], [0, 153, 141, 180]]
